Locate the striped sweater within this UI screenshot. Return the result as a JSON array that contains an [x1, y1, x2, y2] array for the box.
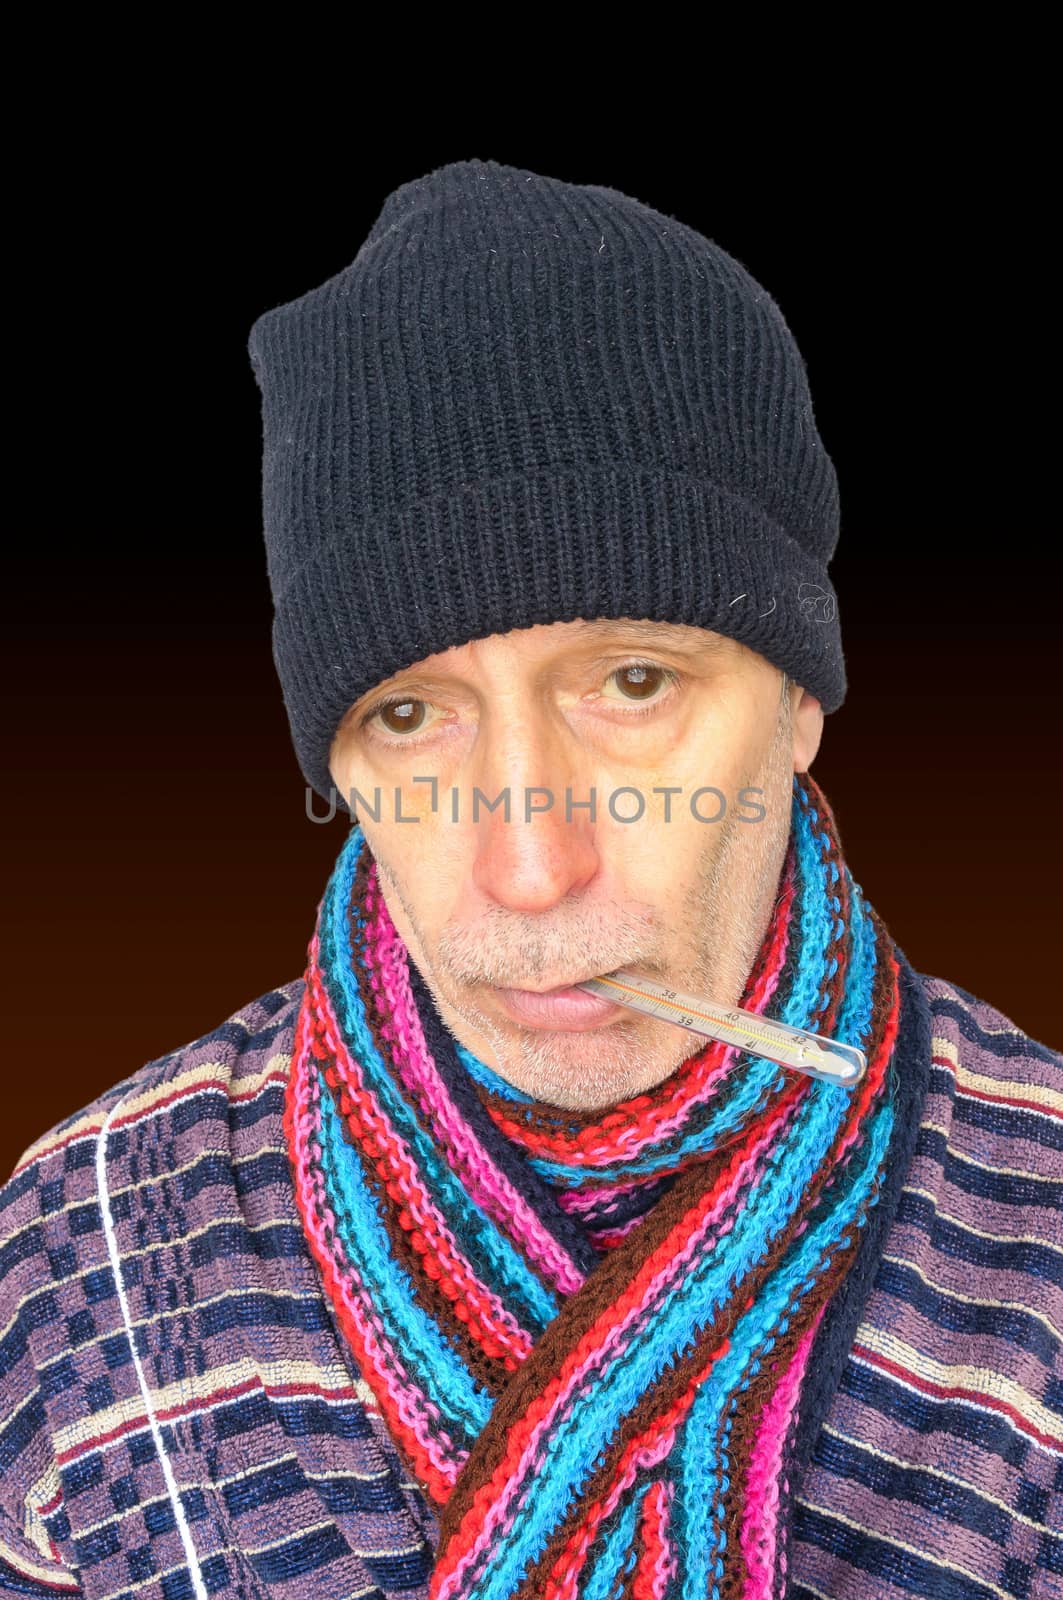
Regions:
[[1, 971, 1060, 1599]]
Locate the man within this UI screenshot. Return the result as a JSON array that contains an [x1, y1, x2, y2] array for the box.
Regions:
[[1, 158, 1059, 1600]]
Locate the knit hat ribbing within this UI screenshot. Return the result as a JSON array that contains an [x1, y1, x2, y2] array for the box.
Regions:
[[247, 157, 846, 809]]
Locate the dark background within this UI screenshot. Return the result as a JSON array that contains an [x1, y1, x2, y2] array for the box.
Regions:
[[6, 108, 1060, 1177]]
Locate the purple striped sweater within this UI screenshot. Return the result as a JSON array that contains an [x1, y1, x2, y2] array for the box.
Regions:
[[1, 972, 1060, 1599]]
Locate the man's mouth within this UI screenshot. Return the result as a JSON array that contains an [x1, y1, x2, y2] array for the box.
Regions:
[[493, 975, 627, 1031]]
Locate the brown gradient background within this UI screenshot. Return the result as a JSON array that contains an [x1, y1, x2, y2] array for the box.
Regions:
[[5, 133, 1060, 1178]]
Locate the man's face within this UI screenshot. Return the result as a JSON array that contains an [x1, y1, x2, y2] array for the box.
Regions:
[[328, 618, 823, 1111]]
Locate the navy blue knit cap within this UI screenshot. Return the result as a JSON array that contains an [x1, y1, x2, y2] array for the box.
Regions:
[[247, 157, 846, 811]]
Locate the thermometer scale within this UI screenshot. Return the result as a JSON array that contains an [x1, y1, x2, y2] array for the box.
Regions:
[[575, 969, 866, 1088]]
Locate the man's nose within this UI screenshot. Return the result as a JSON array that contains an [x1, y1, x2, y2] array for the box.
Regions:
[[466, 717, 601, 914]]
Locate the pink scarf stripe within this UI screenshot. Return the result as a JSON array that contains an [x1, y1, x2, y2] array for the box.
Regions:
[[738, 1302, 827, 1598]]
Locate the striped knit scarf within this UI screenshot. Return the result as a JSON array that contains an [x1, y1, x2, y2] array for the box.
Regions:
[[284, 770, 907, 1600]]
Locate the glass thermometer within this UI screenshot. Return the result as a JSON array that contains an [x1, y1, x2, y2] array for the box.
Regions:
[[574, 969, 866, 1089]]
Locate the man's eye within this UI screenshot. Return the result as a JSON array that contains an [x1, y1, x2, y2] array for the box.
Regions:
[[361, 696, 431, 737], [601, 660, 680, 710]]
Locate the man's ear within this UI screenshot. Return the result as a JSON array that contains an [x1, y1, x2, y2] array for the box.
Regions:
[[792, 687, 824, 774]]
